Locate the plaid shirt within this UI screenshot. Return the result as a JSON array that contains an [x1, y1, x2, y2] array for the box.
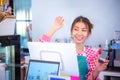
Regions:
[[80, 47, 101, 80]]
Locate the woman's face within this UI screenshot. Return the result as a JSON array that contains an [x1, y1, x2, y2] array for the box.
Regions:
[[71, 22, 90, 44]]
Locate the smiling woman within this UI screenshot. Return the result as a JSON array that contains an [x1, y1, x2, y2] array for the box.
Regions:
[[37, 16, 109, 80]]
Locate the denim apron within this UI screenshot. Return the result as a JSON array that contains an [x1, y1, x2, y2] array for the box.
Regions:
[[77, 56, 88, 80]]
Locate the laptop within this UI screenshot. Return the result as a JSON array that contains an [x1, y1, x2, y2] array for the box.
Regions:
[[28, 42, 79, 76], [25, 59, 60, 80]]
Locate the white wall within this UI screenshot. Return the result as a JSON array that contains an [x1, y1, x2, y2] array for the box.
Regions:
[[32, 0, 120, 47]]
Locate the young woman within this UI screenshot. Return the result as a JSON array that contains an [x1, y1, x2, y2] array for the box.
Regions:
[[38, 16, 109, 80]]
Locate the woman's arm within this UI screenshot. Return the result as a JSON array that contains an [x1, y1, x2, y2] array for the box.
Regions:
[[38, 16, 64, 42]]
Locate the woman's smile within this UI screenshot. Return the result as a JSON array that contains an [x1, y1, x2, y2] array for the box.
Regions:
[[75, 35, 84, 41]]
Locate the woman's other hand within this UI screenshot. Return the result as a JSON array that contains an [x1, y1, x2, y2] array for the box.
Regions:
[[96, 59, 109, 72], [93, 59, 109, 79]]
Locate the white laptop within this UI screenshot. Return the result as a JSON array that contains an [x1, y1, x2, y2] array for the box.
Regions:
[[28, 42, 79, 76]]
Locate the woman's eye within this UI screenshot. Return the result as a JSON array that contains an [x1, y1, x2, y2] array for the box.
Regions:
[[82, 29, 87, 32], [74, 28, 78, 31]]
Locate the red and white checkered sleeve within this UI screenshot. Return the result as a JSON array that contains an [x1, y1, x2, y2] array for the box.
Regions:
[[85, 48, 101, 70], [85, 48, 101, 80]]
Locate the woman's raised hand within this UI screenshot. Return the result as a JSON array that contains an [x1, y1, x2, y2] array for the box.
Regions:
[[46, 16, 64, 37], [51, 16, 64, 31]]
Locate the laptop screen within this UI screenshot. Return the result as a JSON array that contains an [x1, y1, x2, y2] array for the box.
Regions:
[[25, 60, 60, 80]]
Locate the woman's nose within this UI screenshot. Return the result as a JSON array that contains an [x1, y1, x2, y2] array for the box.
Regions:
[[78, 30, 82, 35]]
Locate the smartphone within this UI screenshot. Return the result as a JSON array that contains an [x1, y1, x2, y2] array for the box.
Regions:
[[99, 50, 108, 63]]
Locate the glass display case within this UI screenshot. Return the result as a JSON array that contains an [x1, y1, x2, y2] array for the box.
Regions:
[[0, 35, 21, 80]]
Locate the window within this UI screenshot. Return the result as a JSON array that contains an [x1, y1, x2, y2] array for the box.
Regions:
[[14, 0, 32, 49]]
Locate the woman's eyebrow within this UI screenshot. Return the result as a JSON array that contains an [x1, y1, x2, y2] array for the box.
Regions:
[[73, 26, 79, 28]]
